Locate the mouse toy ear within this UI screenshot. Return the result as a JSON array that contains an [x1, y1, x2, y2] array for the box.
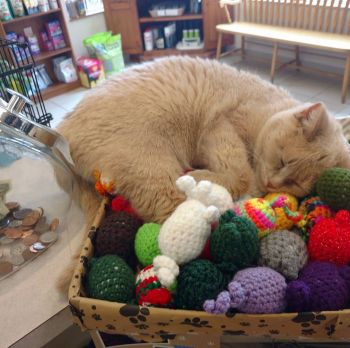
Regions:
[[176, 175, 196, 195]]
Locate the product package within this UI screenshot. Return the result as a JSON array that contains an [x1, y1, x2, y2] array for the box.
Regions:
[[48, 0, 58, 9], [38, 0, 50, 12], [53, 57, 77, 83], [8, 0, 25, 17], [24, 27, 41, 56], [76, 56, 105, 88], [45, 19, 66, 49], [164, 22, 176, 48], [39, 31, 54, 51], [23, 0, 39, 14], [0, 0, 13, 21]]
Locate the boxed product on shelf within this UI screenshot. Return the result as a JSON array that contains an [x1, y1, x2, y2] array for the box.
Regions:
[[76, 56, 105, 88], [23, 0, 40, 14], [39, 31, 54, 51], [45, 19, 67, 49], [164, 22, 176, 48], [0, 0, 13, 21], [24, 27, 41, 56], [149, 1, 185, 17], [8, 0, 25, 17], [38, 0, 50, 12], [53, 56, 77, 83]]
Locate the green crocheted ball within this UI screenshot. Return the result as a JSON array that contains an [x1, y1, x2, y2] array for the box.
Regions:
[[87, 255, 135, 302], [134, 223, 161, 267], [316, 167, 350, 211], [175, 259, 226, 310], [210, 210, 259, 276]]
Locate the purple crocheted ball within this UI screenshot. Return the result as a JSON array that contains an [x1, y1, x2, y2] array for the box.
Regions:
[[204, 267, 287, 314], [286, 261, 350, 312]]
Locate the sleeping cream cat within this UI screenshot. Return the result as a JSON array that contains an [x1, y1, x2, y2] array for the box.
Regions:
[[58, 56, 350, 223]]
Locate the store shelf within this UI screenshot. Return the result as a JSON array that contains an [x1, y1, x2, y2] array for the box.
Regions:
[[139, 14, 202, 23], [141, 47, 211, 60], [2, 9, 61, 26], [41, 80, 81, 100], [35, 47, 72, 62]]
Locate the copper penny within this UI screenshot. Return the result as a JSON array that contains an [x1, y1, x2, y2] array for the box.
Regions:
[[50, 218, 59, 232], [5, 202, 19, 211], [22, 211, 40, 227], [5, 228, 23, 239], [40, 231, 58, 244], [22, 249, 34, 260], [13, 209, 32, 220], [8, 220, 22, 228], [21, 230, 34, 238], [29, 245, 38, 253], [23, 234, 39, 246], [0, 261, 13, 275], [36, 207, 44, 217], [35, 218, 49, 234]]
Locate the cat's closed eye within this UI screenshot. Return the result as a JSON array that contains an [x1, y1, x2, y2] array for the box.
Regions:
[[284, 178, 295, 186]]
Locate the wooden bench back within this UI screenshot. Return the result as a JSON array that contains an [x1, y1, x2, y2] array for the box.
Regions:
[[222, 0, 350, 34]]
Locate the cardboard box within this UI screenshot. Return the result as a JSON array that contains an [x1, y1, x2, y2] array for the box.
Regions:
[[69, 199, 350, 347], [77, 57, 105, 89]]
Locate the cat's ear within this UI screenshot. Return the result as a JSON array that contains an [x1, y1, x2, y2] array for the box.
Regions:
[[294, 102, 329, 141]]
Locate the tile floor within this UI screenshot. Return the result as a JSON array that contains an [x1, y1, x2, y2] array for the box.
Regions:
[[45, 54, 350, 128]]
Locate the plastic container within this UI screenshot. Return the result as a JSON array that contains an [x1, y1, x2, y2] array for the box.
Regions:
[[0, 89, 75, 280]]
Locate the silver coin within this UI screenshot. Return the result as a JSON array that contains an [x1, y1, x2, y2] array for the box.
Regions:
[[0, 236, 14, 245], [39, 231, 58, 244], [10, 242, 27, 256], [8, 254, 25, 266], [33, 242, 45, 251], [34, 218, 49, 234], [13, 209, 32, 220], [8, 220, 22, 228], [0, 216, 11, 229]]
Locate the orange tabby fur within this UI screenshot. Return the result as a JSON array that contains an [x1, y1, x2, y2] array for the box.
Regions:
[[58, 56, 350, 224]]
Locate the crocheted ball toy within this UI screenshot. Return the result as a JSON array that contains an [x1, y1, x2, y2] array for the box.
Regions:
[[308, 210, 350, 266], [175, 259, 226, 311], [87, 255, 135, 302], [95, 211, 142, 267], [259, 230, 308, 279], [111, 195, 138, 218], [204, 267, 287, 314], [264, 193, 299, 230], [210, 210, 259, 277], [134, 223, 161, 267], [298, 195, 332, 241], [135, 265, 172, 307], [316, 167, 350, 211], [286, 261, 350, 312]]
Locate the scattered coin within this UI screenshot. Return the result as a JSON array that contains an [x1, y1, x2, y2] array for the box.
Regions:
[[21, 230, 34, 239], [0, 261, 13, 275], [0, 236, 14, 245], [33, 242, 45, 251], [13, 209, 32, 220], [5, 202, 19, 211], [5, 228, 22, 239], [10, 242, 27, 256], [22, 248, 35, 261], [34, 218, 49, 234], [8, 254, 25, 266], [29, 245, 38, 253], [50, 218, 59, 232], [23, 234, 39, 246], [8, 220, 22, 228], [40, 231, 58, 244], [0, 216, 11, 229], [36, 207, 44, 217], [22, 216, 39, 227]]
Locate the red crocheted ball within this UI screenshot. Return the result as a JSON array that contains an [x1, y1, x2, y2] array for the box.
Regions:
[[111, 196, 138, 217], [308, 210, 350, 266]]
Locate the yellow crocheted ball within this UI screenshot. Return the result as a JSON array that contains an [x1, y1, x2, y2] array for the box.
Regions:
[[264, 193, 299, 230]]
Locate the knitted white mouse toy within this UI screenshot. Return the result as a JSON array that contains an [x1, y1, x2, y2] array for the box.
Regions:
[[153, 176, 221, 287]]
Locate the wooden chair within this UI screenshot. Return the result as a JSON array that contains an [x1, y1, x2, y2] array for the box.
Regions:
[[216, 0, 350, 103]]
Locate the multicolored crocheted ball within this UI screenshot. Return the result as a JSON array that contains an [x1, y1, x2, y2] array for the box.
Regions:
[[134, 223, 161, 267], [210, 210, 259, 277], [233, 198, 276, 238], [95, 211, 142, 266], [298, 196, 332, 241], [316, 167, 350, 211], [259, 230, 308, 279], [308, 210, 350, 266], [135, 265, 172, 307], [286, 261, 350, 312], [175, 259, 226, 311], [87, 255, 135, 302], [204, 267, 287, 314], [111, 195, 139, 218], [264, 193, 299, 230]]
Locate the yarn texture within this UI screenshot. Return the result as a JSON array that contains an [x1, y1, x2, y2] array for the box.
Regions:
[[95, 211, 142, 266], [111, 195, 138, 217], [175, 259, 226, 310], [308, 210, 350, 266], [286, 261, 350, 312], [259, 230, 308, 279], [204, 267, 287, 314], [135, 265, 172, 307], [87, 255, 135, 302], [317, 167, 350, 211], [210, 210, 259, 276], [134, 223, 161, 267]]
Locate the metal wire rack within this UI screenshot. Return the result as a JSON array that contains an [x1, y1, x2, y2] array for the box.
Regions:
[[0, 37, 53, 127]]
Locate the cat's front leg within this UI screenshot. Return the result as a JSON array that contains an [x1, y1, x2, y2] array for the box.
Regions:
[[192, 120, 253, 200]]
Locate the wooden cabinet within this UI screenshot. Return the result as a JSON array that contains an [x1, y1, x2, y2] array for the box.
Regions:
[[102, 0, 233, 60]]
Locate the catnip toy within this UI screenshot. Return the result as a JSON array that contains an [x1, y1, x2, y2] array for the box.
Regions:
[[259, 230, 308, 279], [204, 267, 287, 314], [308, 210, 350, 266], [175, 259, 226, 311], [210, 210, 259, 277], [316, 167, 350, 211], [95, 211, 142, 267], [135, 265, 172, 307], [153, 176, 220, 288], [111, 195, 138, 217], [87, 255, 135, 302], [93, 169, 117, 196], [134, 223, 161, 267], [286, 261, 350, 312]]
